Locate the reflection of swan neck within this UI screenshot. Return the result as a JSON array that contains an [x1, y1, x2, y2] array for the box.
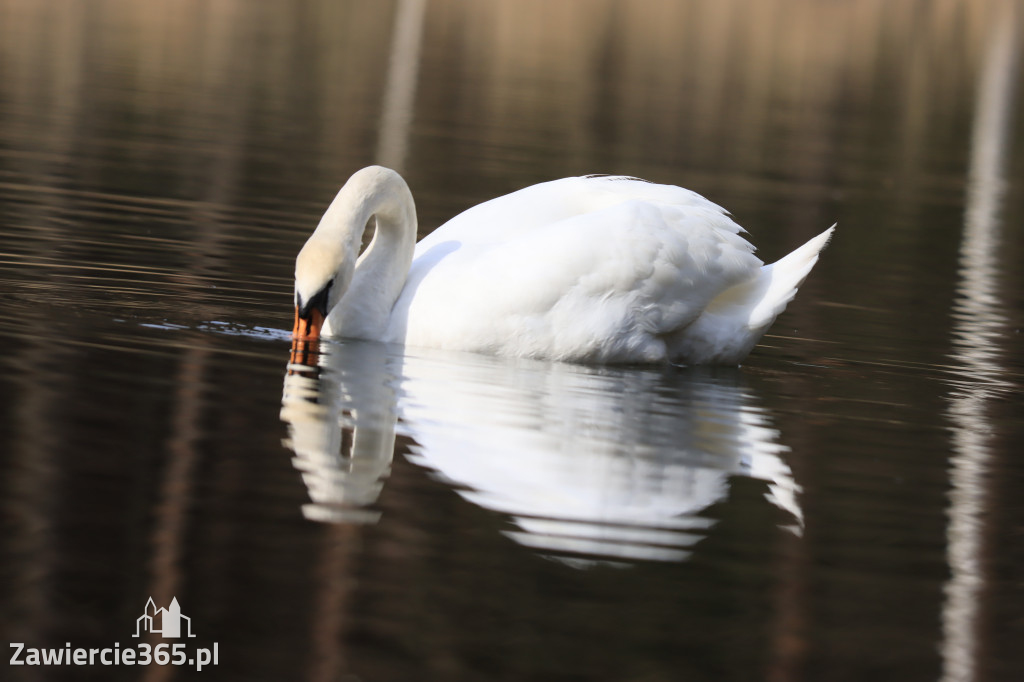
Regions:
[[280, 344, 400, 524]]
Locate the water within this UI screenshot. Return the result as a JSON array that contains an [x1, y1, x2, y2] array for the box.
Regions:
[[2, 1, 1023, 680]]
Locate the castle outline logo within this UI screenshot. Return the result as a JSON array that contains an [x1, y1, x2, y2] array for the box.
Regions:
[[132, 597, 196, 638]]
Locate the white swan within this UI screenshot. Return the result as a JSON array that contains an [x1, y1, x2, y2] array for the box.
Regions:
[[293, 166, 833, 364]]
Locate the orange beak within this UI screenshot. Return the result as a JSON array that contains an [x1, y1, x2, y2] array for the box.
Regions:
[[292, 305, 325, 341], [290, 306, 325, 369]]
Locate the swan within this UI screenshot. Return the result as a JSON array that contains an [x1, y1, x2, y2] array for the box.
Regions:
[[293, 165, 833, 364]]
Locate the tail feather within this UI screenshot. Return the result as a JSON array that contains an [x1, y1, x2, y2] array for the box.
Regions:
[[747, 225, 834, 330], [667, 225, 834, 364]]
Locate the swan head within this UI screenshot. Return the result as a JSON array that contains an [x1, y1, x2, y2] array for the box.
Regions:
[[293, 235, 353, 341]]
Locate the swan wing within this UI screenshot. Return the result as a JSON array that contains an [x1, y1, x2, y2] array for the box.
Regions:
[[414, 175, 745, 251], [390, 177, 762, 363]]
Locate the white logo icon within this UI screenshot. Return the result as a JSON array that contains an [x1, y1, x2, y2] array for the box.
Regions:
[[132, 597, 196, 638]]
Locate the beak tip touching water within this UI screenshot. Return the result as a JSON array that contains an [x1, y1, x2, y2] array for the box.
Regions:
[[290, 306, 324, 369], [292, 305, 324, 341]]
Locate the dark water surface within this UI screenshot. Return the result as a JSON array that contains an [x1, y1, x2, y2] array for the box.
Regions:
[[2, 1, 1024, 680]]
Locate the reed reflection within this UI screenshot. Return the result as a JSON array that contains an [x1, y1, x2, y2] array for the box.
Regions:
[[941, 3, 1019, 680], [281, 340, 802, 565]]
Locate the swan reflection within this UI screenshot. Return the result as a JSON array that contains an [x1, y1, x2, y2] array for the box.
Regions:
[[281, 342, 400, 524], [281, 340, 801, 564]]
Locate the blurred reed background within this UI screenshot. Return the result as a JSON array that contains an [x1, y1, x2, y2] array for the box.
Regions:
[[1, 0, 1020, 326], [1, 0, 1019, 328], [0, 0, 1017, 202]]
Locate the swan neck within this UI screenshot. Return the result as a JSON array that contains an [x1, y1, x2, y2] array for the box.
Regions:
[[329, 167, 417, 339]]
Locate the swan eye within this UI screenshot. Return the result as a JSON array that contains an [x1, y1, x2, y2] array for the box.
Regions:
[[298, 278, 334, 320]]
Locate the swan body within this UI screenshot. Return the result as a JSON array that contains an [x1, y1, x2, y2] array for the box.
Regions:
[[294, 166, 833, 364]]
